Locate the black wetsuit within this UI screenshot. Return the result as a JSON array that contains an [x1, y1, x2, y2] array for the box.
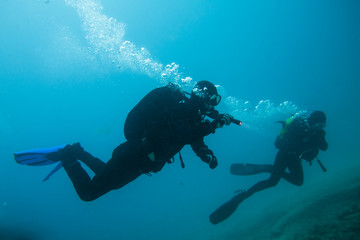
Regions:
[[62, 85, 218, 201], [245, 114, 328, 197]]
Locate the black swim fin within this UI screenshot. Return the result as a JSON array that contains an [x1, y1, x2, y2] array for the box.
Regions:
[[209, 191, 249, 224], [230, 163, 273, 176]]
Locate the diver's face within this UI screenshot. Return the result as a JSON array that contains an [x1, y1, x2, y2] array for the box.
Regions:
[[203, 102, 215, 114], [190, 94, 213, 114]]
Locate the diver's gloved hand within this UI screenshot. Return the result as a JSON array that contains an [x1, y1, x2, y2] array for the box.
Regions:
[[208, 155, 218, 169], [213, 113, 233, 128], [200, 149, 218, 169]]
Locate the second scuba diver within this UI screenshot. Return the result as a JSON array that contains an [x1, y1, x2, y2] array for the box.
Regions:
[[209, 110, 328, 224]]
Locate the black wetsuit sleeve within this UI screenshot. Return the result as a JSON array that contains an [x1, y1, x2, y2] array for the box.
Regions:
[[191, 138, 214, 161], [199, 120, 217, 136]]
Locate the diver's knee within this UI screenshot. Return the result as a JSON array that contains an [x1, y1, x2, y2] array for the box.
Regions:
[[79, 193, 97, 202], [76, 188, 100, 202], [269, 181, 278, 187], [294, 179, 304, 186], [264, 179, 278, 188], [267, 176, 281, 187]]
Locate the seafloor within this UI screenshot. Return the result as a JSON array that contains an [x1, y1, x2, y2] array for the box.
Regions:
[[222, 166, 360, 240]]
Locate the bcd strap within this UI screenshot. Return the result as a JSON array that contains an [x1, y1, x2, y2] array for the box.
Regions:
[[167, 152, 185, 168], [179, 151, 185, 169]]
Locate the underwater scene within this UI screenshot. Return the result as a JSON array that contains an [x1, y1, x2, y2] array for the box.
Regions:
[[1, 0, 359, 239]]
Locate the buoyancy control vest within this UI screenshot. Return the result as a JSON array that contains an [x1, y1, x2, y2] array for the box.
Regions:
[[274, 111, 321, 162], [124, 83, 185, 143]]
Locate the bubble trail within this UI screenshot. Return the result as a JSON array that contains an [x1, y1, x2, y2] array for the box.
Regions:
[[64, 0, 300, 126]]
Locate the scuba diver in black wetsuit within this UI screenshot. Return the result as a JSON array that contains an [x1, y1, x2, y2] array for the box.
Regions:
[[46, 81, 235, 201], [210, 110, 328, 224]]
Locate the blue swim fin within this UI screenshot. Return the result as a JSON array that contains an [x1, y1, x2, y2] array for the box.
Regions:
[[14, 145, 66, 181], [42, 162, 63, 182]]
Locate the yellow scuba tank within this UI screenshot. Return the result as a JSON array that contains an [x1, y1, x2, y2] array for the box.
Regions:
[[275, 116, 295, 149]]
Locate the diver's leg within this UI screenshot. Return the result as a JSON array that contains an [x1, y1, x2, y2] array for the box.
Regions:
[[66, 143, 106, 174], [282, 155, 304, 186], [76, 149, 106, 174], [63, 159, 141, 202], [209, 152, 288, 224], [245, 150, 288, 196], [78, 152, 106, 174], [228, 151, 288, 208], [62, 160, 97, 200], [46, 143, 106, 174], [62, 142, 144, 201]]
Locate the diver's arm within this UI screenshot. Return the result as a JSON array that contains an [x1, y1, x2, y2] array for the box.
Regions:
[[191, 139, 218, 169], [318, 130, 328, 151], [199, 120, 217, 135], [192, 114, 233, 137], [191, 138, 209, 156], [207, 109, 241, 126]]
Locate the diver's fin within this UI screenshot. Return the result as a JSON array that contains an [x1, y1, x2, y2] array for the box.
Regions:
[[42, 162, 63, 182], [14, 145, 66, 181], [230, 163, 273, 176], [14, 145, 66, 166], [209, 192, 249, 224]]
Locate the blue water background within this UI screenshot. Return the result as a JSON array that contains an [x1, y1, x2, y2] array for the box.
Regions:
[[0, 0, 359, 239]]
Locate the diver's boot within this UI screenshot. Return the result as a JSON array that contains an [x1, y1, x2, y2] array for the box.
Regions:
[[66, 142, 85, 157], [70, 143, 106, 174], [46, 142, 83, 165], [47, 143, 105, 173]]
